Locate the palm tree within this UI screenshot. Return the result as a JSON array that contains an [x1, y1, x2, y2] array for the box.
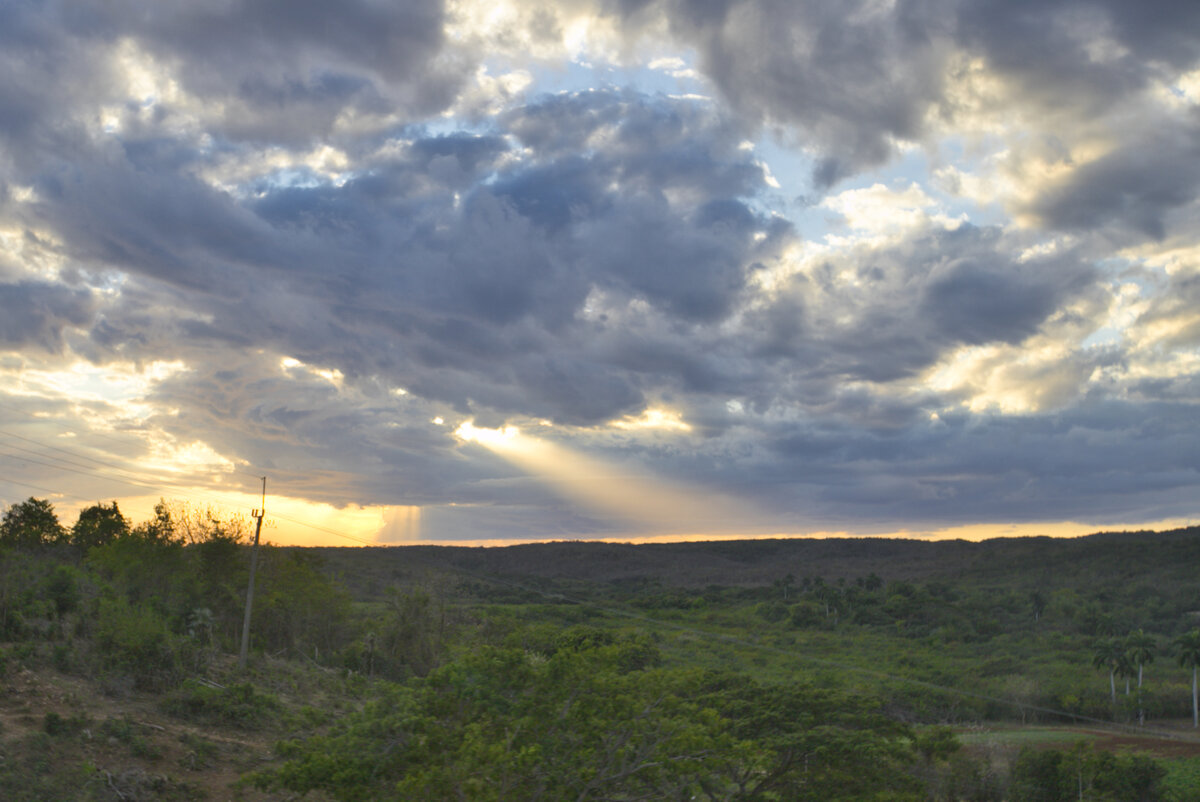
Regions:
[[1031, 591, 1047, 624], [1117, 652, 1135, 697], [1175, 629, 1200, 728], [1126, 629, 1156, 725], [1127, 630, 1156, 689], [1091, 637, 1123, 707]]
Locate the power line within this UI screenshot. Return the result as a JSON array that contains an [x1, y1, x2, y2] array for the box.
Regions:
[[0, 427, 245, 504], [0, 398, 154, 451], [0, 440, 152, 485], [0, 426, 161, 483], [0, 476, 90, 500], [0, 441, 267, 528], [0, 445, 204, 500]]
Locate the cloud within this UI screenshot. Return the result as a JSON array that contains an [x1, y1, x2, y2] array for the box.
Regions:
[[1, 0, 1198, 542], [1023, 117, 1200, 240], [0, 281, 95, 352], [10, 87, 788, 432], [583, 0, 1200, 195], [756, 223, 1097, 385]]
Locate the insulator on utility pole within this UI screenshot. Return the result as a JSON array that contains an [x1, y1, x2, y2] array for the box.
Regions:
[[238, 476, 266, 670]]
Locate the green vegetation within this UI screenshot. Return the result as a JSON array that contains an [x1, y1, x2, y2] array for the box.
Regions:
[[1009, 745, 1165, 801], [2, 494, 1200, 799]]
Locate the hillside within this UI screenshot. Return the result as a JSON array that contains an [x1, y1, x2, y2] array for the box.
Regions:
[[4, 517, 1200, 800], [313, 526, 1200, 600]]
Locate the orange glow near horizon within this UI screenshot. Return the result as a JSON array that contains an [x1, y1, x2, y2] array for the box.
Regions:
[[35, 473, 1196, 549], [50, 490, 402, 548], [386, 515, 1198, 548]]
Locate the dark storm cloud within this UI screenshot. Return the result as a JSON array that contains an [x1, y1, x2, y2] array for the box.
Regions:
[[576, 197, 761, 322], [651, 0, 948, 185], [96, 0, 457, 141], [957, 0, 1200, 107], [1024, 117, 1200, 239], [3, 0, 1196, 538], [110, 0, 447, 84], [916, 235, 1090, 346], [23, 89, 782, 432], [760, 225, 1097, 383], [0, 0, 464, 155], [0, 281, 94, 351], [602, 0, 1200, 187], [678, 394, 1200, 529], [32, 159, 288, 294]]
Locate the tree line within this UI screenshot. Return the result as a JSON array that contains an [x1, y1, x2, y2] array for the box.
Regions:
[[2, 495, 1198, 800]]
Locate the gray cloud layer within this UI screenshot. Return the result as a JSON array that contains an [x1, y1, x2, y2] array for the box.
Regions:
[[1, 0, 1197, 539]]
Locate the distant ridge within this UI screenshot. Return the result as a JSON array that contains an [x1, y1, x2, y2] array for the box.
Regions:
[[311, 526, 1200, 598]]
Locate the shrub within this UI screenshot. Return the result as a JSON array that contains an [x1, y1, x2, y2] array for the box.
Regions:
[[94, 597, 187, 690], [162, 680, 282, 730], [43, 711, 89, 737], [100, 716, 163, 760], [44, 565, 80, 616]]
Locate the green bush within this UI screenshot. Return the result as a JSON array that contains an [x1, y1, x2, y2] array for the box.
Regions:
[[1162, 757, 1200, 802], [1009, 744, 1166, 802], [94, 596, 187, 690], [44, 565, 80, 616], [162, 680, 282, 730], [178, 732, 221, 770], [99, 716, 163, 760], [43, 711, 89, 737]]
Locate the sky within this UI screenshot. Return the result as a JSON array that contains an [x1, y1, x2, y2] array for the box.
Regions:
[[1, 0, 1198, 546]]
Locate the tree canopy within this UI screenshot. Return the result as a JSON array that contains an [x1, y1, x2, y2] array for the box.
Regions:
[[70, 500, 130, 550], [0, 496, 66, 548]]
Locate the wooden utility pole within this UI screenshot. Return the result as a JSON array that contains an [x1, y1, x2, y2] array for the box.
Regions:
[[238, 476, 266, 670]]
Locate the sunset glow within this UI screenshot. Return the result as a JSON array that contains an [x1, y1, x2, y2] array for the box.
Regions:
[[1, 1, 1197, 545]]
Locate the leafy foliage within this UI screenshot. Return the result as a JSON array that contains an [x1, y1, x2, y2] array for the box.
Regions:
[[2, 501, 1199, 798], [1009, 744, 1166, 801], [70, 501, 129, 550], [0, 497, 66, 548], [261, 639, 923, 801], [162, 680, 283, 730], [94, 596, 190, 690]]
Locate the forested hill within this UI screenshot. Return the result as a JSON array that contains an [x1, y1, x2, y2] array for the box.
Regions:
[[314, 525, 1200, 597], [4, 497, 1200, 799]]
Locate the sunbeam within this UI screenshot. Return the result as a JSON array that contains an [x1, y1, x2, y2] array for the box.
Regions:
[[455, 421, 756, 536]]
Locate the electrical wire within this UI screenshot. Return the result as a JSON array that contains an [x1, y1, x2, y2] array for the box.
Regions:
[[0, 429, 382, 545]]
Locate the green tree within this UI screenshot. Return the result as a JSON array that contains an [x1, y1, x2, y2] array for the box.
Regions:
[[1175, 629, 1200, 728], [375, 587, 446, 678], [1091, 636, 1124, 707], [130, 499, 177, 543], [0, 497, 66, 548], [1116, 651, 1136, 698], [94, 596, 189, 690], [1126, 629, 1156, 725], [1009, 743, 1165, 802], [253, 549, 351, 659], [70, 501, 129, 550], [1031, 590, 1047, 623], [261, 646, 925, 801], [45, 564, 81, 616]]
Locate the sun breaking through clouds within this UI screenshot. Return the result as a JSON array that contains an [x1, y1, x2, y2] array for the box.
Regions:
[[1, 0, 1198, 544], [456, 421, 757, 537]]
